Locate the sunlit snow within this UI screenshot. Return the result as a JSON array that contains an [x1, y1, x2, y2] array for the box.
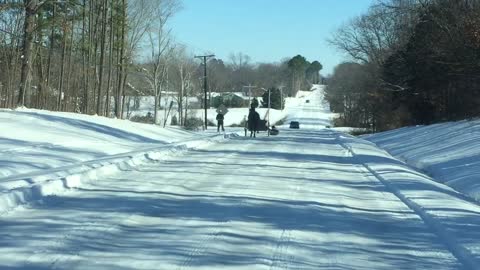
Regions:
[[0, 85, 479, 269]]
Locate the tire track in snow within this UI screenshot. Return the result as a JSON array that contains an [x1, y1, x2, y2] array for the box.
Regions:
[[0, 142, 58, 154], [21, 198, 128, 269], [332, 130, 426, 262], [335, 131, 477, 270], [176, 139, 259, 270], [346, 150, 428, 265], [19, 139, 230, 269], [268, 182, 304, 270], [268, 128, 336, 270], [269, 229, 293, 270]]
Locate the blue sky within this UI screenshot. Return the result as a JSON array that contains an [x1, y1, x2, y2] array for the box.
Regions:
[[169, 0, 375, 75]]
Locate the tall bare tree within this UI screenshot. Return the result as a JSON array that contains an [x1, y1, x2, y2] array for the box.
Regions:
[[142, 0, 180, 124], [18, 0, 47, 107], [170, 46, 196, 126]]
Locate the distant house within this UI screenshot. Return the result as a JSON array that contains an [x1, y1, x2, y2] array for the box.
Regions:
[[231, 92, 250, 100], [211, 92, 249, 108]]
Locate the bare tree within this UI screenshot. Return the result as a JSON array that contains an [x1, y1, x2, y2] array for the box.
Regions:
[[171, 45, 196, 126], [0, 2, 23, 107], [142, 0, 180, 125], [18, 0, 47, 107], [228, 52, 251, 71], [329, 1, 420, 66]]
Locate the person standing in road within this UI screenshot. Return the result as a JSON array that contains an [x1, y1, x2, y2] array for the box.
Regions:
[[216, 112, 225, 132]]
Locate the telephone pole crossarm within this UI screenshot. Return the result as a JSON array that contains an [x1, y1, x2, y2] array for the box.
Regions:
[[243, 84, 256, 105]]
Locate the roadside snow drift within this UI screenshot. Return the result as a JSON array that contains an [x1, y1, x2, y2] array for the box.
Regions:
[[0, 108, 197, 179], [363, 120, 480, 201], [0, 108, 233, 212]]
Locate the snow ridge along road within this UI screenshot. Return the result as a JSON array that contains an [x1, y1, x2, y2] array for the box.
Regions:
[[337, 132, 480, 270], [0, 133, 236, 214]]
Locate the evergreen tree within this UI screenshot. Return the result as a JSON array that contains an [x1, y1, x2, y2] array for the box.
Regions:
[[287, 55, 309, 96], [261, 88, 283, 110], [306, 61, 323, 84]]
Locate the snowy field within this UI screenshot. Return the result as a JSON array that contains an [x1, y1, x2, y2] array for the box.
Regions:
[[363, 120, 480, 202], [0, 85, 480, 269]]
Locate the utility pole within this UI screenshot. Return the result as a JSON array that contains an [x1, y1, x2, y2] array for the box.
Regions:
[[243, 84, 256, 106], [267, 88, 271, 137], [194, 54, 215, 130], [261, 87, 271, 136], [279, 85, 285, 110]]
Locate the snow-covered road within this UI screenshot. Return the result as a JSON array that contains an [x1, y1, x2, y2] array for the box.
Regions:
[[1, 87, 480, 269], [3, 129, 480, 269]]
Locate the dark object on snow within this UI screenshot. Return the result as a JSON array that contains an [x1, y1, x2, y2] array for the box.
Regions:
[[269, 126, 279, 135], [216, 113, 224, 132], [247, 108, 260, 137], [257, 119, 268, 131], [306, 100, 310, 103], [289, 121, 300, 129]]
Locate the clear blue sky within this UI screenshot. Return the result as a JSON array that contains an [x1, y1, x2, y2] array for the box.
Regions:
[[169, 0, 375, 75]]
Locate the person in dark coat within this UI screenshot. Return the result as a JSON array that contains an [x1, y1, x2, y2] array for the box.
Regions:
[[248, 108, 259, 137], [216, 113, 225, 132]]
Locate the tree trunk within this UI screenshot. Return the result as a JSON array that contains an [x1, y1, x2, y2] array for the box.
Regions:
[[57, 19, 67, 111], [105, 0, 114, 117], [96, 0, 108, 115], [44, 3, 56, 110], [65, 19, 75, 112], [81, 0, 88, 113], [91, 3, 101, 111], [178, 65, 186, 126], [115, 0, 126, 118], [154, 89, 159, 124], [18, 0, 39, 107], [36, 48, 46, 109], [121, 71, 128, 119]]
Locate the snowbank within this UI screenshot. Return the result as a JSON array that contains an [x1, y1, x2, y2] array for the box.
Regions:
[[0, 133, 236, 213], [0, 108, 197, 178], [0, 107, 238, 212], [337, 132, 480, 268], [362, 119, 480, 201]]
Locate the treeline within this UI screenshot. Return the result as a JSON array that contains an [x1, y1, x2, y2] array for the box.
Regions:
[[326, 0, 480, 132], [0, 0, 183, 121], [0, 0, 323, 127], [207, 53, 322, 99]]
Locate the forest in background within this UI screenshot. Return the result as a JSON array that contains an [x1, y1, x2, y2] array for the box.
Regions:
[[327, 0, 480, 132], [0, 0, 322, 127]]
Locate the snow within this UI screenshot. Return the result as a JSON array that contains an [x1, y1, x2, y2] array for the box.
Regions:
[[0, 85, 480, 269], [0, 107, 197, 178], [362, 120, 480, 202], [0, 107, 230, 212], [122, 85, 337, 128]]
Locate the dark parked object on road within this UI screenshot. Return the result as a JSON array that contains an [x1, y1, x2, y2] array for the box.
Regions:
[[289, 121, 300, 129]]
